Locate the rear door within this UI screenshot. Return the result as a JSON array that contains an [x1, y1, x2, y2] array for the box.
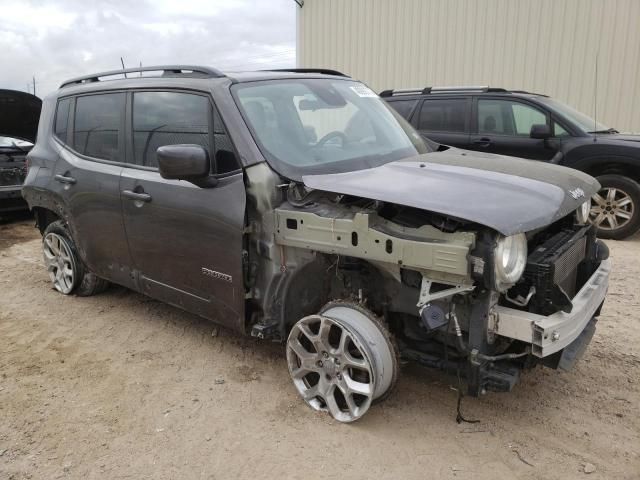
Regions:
[[413, 96, 471, 148], [119, 90, 246, 331], [50, 93, 134, 287], [468, 97, 556, 160]]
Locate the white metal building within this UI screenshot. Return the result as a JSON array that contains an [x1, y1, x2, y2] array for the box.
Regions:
[[296, 0, 640, 133]]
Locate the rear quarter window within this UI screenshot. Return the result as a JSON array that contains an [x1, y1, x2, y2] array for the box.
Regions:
[[54, 98, 72, 142]]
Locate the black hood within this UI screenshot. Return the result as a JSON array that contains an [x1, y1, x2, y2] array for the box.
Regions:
[[302, 148, 599, 236], [0, 89, 42, 143]]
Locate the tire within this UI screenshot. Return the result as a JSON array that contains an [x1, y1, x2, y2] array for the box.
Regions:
[[590, 174, 640, 240], [42, 220, 109, 296], [286, 301, 399, 422]]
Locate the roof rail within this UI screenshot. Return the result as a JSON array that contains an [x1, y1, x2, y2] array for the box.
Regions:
[[263, 68, 350, 77], [60, 65, 225, 88], [379, 86, 509, 97]]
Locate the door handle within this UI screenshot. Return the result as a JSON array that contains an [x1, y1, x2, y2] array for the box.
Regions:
[[54, 174, 77, 185], [122, 190, 152, 202], [473, 137, 492, 148]]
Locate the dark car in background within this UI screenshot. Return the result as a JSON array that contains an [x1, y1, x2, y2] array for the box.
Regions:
[[382, 86, 640, 240], [0, 89, 41, 216]]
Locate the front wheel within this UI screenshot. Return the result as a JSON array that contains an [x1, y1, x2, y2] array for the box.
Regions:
[[42, 221, 109, 296], [590, 174, 640, 240], [286, 301, 398, 422]]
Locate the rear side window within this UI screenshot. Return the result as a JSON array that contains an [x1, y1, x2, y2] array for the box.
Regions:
[[418, 99, 467, 132], [54, 98, 71, 141], [132, 91, 210, 168], [73, 93, 124, 161], [387, 100, 417, 120]]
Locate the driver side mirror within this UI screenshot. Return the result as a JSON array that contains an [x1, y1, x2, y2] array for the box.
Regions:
[[157, 144, 217, 187], [530, 124, 552, 139]]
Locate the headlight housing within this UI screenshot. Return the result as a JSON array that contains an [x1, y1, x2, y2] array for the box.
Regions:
[[494, 233, 527, 291], [576, 200, 590, 225]]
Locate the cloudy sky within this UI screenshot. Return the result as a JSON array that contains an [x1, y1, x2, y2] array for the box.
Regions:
[[2, 0, 297, 97]]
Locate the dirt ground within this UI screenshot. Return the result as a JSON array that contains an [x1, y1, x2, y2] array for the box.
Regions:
[[0, 216, 638, 480]]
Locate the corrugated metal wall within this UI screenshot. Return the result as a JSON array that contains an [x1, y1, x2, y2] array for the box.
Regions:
[[297, 0, 640, 133]]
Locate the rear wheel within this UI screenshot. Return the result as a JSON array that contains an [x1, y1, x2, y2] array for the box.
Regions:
[[286, 301, 398, 422], [590, 174, 640, 240], [42, 221, 109, 296]]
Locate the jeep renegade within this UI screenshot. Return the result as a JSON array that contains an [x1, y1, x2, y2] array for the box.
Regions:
[[23, 66, 610, 422]]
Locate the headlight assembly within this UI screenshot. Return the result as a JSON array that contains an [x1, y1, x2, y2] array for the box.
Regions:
[[494, 233, 527, 292], [576, 200, 590, 225]]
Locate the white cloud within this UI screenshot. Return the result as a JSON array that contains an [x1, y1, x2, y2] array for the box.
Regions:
[[1, 0, 296, 97]]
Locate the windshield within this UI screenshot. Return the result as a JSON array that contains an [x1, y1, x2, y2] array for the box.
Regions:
[[232, 79, 431, 180], [538, 97, 610, 133]]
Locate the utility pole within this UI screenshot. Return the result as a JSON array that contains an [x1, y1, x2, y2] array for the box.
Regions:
[[32, 76, 36, 96]]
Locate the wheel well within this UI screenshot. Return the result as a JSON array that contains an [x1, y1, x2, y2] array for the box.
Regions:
[[33, 207, 61, 235], [583, 162, 640, 183], [281, 255, 392, 330]]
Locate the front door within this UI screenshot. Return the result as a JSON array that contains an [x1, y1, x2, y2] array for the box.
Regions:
[[468, 98, 557, 160], [120, 90, 246, 331], [50, 93, 134, 287]]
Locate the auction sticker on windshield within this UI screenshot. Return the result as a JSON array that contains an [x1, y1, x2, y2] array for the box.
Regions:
[[350, 85, 377, 97]]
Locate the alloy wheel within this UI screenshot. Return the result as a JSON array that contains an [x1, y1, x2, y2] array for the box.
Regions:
[[590, 187, 634, 231], [43, 232, 76, 294], [286, 304, 396, 422]]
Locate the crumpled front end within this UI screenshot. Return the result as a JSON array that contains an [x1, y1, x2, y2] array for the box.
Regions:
[[491, 224, 610, 365], [264, 175, 609, 398], [458, 219, 610, 395]]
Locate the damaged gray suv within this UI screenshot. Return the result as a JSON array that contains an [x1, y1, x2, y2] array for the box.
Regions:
[[23, 66, 611, 422]]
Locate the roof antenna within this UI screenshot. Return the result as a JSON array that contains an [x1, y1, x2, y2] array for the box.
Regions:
[[121, 57, 128, 78], [593, 53, 598, 142]]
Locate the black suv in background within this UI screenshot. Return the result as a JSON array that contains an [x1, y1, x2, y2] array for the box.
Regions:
[[0, 89, 41, 216], [383, 86, 640, 240]]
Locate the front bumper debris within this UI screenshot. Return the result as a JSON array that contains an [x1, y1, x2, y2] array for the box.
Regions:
[[493, 258, 611, 357]]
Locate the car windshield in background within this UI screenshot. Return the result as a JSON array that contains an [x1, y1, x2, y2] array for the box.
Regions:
[[539, 97, 611, 133], [232, 79, 430, 180]]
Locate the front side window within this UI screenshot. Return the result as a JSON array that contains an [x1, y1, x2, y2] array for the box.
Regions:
[[54, 98, 71, 141], [418, 98, 467, 132], [73, 93, 124, 161], [232, 79, 430, 180], [132, 91, 210, 168], [478, 99, 547, 136]]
